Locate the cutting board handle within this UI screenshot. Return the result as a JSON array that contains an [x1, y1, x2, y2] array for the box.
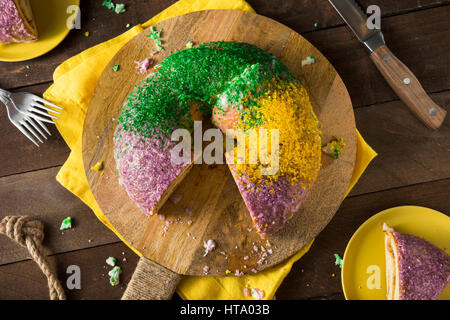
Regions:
[[122, 257, 182, 300], [370, 45, 447, 130]]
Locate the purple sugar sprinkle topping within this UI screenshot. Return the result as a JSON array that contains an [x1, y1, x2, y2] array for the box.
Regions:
[[228, 163, 309, 237], [393, 230, 450, 300], [113, 124, 190, 216]]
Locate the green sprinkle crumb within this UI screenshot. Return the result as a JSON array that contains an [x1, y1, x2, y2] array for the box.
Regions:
[[108, 266, 122, 286], [114, 3, 126, 14], [60, 217, 72, 230], [126, 23, 130, 28], [314, 22, 319, 28], [113, 65, 119, 72], [322, 137, 346, 159], [106, 256, 117, 267], [102, 0, 114, 10], [25, 65, 30, 69], [334, 254, 343, 268]]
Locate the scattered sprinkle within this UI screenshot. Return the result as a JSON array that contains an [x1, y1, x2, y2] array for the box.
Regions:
[[225, 269, 231, 274], [108, 266, 122, 286], [113, 65, 120, 72], [126, 23, 130, 28], [106, 256, 117, 267], [60, 217, 72, 230], [90, 160, 104, 171], [301, 55, 315, 67], [203, 239, 216, 256], [84, 31, 90, 37], [114, 3, 126, 14], [314, 22, 319, 28], [134, 58, 152, 75], [251, 288, 265, 300], [186, 40, 194, 48], [102, 0, 114, 10], [334, 253, 343, 268], [25, 65, 30, 69], [203, 266, 210, 275], [323, 137, 346, 159]]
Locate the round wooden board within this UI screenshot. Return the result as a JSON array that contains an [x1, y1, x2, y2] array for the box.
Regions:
[[82, 10, 356, 276]]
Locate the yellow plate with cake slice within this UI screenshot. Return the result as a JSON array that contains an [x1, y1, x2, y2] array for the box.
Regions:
[[0, 0, 80, 62], [342, 206, 450, 300]]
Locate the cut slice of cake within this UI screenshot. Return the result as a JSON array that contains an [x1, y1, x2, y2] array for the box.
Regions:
[[383, 223, 450, 300], [0, 0, 38, 43]]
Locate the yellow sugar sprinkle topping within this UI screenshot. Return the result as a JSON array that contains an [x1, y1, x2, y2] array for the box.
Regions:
[[234, 81, 322, 189]]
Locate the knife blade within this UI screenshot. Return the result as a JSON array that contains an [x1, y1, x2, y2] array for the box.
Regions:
[[329, 0, 446, 130]]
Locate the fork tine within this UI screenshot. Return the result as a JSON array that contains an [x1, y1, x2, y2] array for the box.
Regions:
[[26, 117, 47, 140], [14, 122, 39, 147], [31, 102, 61, 115], [21, 120, 43, 143], [23, 111, 57, 124], [27, 107, 59, 119], [34, 96, 63, 110], [35, 118, 51, 136]]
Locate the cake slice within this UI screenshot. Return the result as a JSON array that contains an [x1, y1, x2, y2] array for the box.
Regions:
[[383, 223, 450, 300], [0, 0, 38, 43]]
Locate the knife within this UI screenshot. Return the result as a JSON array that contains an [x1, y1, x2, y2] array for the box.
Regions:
[[329, 0, 446, 130]]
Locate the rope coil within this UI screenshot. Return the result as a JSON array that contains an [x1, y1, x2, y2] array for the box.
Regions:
[[0, 216, 66, 300]]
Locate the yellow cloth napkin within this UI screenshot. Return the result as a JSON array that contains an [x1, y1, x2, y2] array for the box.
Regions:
[[44, 0, 377, 300]]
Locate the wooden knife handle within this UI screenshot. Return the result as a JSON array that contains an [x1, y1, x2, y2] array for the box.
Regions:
[[370, 45, 446, 130]]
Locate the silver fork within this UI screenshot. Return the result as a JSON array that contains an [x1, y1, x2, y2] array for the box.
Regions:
[[0, 89, 61, 146], [0, 88, 62, 124]]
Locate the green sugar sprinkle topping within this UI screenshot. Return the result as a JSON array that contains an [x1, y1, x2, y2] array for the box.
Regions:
[[118, 41, 296, 139], [60, 217, 72, 230], [113, 65, 119, 72]]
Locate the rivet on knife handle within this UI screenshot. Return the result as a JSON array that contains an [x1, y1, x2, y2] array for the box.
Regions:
[[370, 45, 446, 130]]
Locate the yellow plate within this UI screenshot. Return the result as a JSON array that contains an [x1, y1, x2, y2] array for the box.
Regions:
[[0, 0, 80, 62], [342, 206, 450, 300]]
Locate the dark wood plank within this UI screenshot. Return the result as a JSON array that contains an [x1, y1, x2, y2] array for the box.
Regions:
[[2, 178, 448, 300], [350, 90, 450, 196], [0, 0, 177, 89], [0, 242, 137, 300], [0, 83, 70, 178], [248, 0, 450, 33], [0, 167, 119, 265], [304, 5, 450, 107], [1, 0, 449, 105], [276, 178, 450, 299]]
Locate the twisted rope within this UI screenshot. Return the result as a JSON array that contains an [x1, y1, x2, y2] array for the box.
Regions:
[[0, 216, 66, 300]]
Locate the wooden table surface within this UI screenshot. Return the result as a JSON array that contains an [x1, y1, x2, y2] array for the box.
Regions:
[[0, 0, 449, 300]]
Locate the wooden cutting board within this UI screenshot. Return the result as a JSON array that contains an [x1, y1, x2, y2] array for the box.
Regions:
[[82, 10, 356, 280]]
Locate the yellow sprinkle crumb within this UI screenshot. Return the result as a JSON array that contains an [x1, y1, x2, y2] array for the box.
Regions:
[[225, 270, 231, 274], [331, 273, 335, 277], [84, 31, 90, 37], [91, 161, 103, 171]]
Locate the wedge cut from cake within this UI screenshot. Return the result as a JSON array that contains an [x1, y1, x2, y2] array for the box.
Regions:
[[383, 223, 450, 300], [0, 0, 38, 43]]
